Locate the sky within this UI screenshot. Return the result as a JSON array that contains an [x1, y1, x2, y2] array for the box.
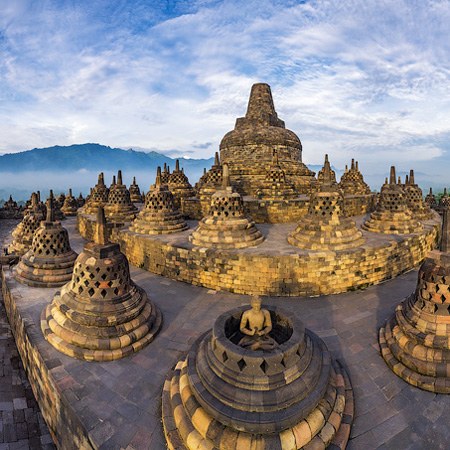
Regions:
[[1, 0, 450, 187]]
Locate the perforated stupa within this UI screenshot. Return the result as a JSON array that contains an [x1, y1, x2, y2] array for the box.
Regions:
[[339, 159, 371, 196], [362, 167, 422, 235], [379, 206, 450, 393], [83, 172, 109, 214], [402, 170, 433, 221], [288, 155, 364, 251], [167, 160, 194, 209], [61, 189, 78, 216], [189, 165, 264, 249], [104, 170, 138, 222], [130, 167, 188, 235], [14, 194, 77, 287], [41, 207, 162, 361], [129, 177, 143, 203]]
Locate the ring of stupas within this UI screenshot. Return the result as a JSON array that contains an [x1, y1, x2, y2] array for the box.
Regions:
[[77, 83, 440, 297]]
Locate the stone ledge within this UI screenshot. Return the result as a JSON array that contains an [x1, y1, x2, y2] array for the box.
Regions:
[[78, 213, 440, 297]]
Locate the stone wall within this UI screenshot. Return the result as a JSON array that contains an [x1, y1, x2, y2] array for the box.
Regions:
[[78, 213, 439, 297], [1, 270, 93, 449], [180, 193, 376, 224]]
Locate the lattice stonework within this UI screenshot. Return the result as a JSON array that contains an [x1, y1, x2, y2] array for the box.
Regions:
[[41, 241, 162, 361], [380, 250, 450, 393], [14, 221, 78, 288]]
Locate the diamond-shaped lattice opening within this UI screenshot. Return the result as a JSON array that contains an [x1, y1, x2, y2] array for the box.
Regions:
[[113, 288, 119, 295], [101, 273, 107, 280], [260, 360, 268, 374], [237, 358, 247, 372], [88, 288, 95, 297], [78, 286, 83, 294], [84, 280, 89, 287], [89, 273, 95, 279], [222, 351, 228, 363], [100, 289, 107, 298], [94, 281, 100, 288], [441, 294, 447, 304], [107, 280, 113, 287]]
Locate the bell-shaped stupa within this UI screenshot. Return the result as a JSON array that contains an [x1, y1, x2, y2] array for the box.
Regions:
[[339, 159, 371, 196], [104, 170, 138, 222], [196, 152, 224, 215], [129, 176, 143, 203], [189, 165, 264, 249], [167, 160, 195, 209], [258, 149, 298, 199], [83, 172, 109, 214], [14, 194, 78, 287], [61, 189, 78, 216], [379, 207, 450, 393], [41, 207, 162, 361], [130, 167, 188, 235], [439, 188, 450, 209], [403, 170, 434, 221], [9, 193, 45, 255], [425, 188, 437, 209], [163, 300, 354, 449], [288, 155, 364, 250], [362, 166, 422, 234]]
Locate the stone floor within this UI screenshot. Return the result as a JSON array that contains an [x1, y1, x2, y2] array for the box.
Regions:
[[1, 217, 450, 449], [0, 220, 55, 450]]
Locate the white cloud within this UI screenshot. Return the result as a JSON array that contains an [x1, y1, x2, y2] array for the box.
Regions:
[[0, 0, 449, 187]]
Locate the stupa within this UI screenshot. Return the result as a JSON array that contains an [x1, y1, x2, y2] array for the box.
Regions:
[[162, 298, 354, 449], [61, 189, 78, 216], [4, 195, 18, 210], [425, 188, 437, 209], [129, 177, 143, 203], [196, 152, 223, 214], [339, 159, 371, 196], [83, 172, 109, 214], [379, 206, 450, 393], [168, 160, 195, 209], [439, 188, 450, 209], [130, 167, 188, 235], [77, 193, 85, 208], [9, 193, 45, 256], [362, 166, 422, 234], [219, 83, 315, 196], [41, 207, 162, 361], [317, 154, 337, 186], [258, 149, 298, 199], [161, 163, 171, 184], [104, 170, 138, 222], [189, 165, 264, 249], [403, 170, 433, 221], [288, 155, 364, 251], [14, 195, 77, 288]]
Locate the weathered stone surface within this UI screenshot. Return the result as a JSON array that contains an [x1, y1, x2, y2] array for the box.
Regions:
[[129, 176, 143, 203], [402, 170, 434, 221], [168, 160, 195, 210], [41, 207, 161, 361], [162, 304, 354, 449], [339, 159, 371, 196]]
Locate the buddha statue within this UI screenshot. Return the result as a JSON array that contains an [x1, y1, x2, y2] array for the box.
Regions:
[[238, 296, 277, 351]]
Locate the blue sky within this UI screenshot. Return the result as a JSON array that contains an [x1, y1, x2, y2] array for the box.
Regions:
[[1, 0, 449, 187]]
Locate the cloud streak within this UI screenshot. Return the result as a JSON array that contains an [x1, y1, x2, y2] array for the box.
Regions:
[[0, 0, 449, 187]]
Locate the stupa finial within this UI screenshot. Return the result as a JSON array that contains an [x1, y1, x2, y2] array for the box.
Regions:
[[246, 83, 276, 120], [175, 159, 180, 172], [133, 176, 136, 184], [156, 166, 162, 186], [214, 151, 220, 166], [69, 188, 72, 197], [98, 172, 105, 185], [405, 175, 409, 185], [222, 164, 231, 189], [355, 161, 359, 171], [351, 159, 355, 171], [322, 154, 332, 185], [117, 170, 123, 185], [390, 166, 396, 185], [46, 195, 54, 222], [95, 207, 108, 245], [410, 169, 415, 185]]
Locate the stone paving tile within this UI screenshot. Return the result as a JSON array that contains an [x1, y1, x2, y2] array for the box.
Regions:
[[2, 217, 450, 449]]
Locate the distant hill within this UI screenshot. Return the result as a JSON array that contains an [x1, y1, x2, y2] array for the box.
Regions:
[[0, 143, 213, 173]]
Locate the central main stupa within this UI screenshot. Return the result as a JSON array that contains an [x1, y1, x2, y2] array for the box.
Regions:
[[219, 83, 315, 196]]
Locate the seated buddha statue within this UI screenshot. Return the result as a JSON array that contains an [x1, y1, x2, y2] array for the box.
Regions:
[[238, 296, 277, 351]]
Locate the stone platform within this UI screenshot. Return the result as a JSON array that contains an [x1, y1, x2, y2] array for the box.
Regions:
[[1, 217, 450, 449], [78, 212, 440, 297]]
